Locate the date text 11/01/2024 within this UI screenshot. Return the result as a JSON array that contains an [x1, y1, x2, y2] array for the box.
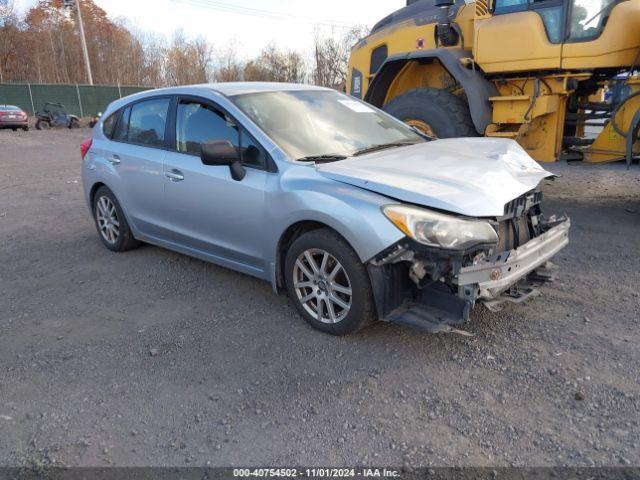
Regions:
[[233, 468, 401, 478]]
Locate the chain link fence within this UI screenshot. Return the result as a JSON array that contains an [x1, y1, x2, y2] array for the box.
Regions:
[[0, 83, 151, 117]]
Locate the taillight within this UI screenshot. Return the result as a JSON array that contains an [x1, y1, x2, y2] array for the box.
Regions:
[[80, 138, 93, 160]]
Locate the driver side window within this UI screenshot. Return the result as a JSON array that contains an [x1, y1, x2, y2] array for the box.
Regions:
[[176, 100, 266, 169]]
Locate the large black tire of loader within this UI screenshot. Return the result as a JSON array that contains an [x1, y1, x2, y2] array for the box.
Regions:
[[383, 88, 478, 138]]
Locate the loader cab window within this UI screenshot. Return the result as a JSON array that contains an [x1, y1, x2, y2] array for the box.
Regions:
[[568, 0, 616, 42], [493, 0, 564, 44], [494, 0, 527, 11]]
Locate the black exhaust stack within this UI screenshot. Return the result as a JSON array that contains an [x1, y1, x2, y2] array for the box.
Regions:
[[434, 0, 459, 47]]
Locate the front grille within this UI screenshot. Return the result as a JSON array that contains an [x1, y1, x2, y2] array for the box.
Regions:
[[475, 0, 490, 17]]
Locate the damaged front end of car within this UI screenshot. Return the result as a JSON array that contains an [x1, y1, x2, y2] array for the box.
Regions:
[[368, 190, 571, 335]]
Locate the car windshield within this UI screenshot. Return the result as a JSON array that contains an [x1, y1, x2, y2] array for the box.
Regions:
[[232, 90, 424, 161], [0, 105, 20, 111]]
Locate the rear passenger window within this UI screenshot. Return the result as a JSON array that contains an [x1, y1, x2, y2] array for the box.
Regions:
[[102, 111, 118, 138], [128, 98, 170, 146]]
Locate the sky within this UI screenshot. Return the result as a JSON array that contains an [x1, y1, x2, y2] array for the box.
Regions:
[[12, 0, 405, 57]]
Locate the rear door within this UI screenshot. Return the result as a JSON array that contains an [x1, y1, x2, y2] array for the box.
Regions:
[[108, 96, 172, 239], [162, 96, 270, 276]]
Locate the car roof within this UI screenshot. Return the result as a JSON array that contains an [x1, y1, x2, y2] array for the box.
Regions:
[[209, 82, 332, 96], [105, 82, 334, 116]]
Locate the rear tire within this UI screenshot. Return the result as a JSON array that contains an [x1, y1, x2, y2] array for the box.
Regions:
[[36, 120, 50, 130], [384, 88, 478, 138], [92, 186, 140, 252], [285, 228, 375, 335], [23, 126, 29, 132], [70, 119, 80, 129]]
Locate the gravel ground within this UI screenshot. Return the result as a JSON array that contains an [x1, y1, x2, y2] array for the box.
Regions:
[[1, 129, 639, 468]]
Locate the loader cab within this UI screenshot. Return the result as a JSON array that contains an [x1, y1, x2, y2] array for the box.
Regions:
[[474, 0, 627, 73]]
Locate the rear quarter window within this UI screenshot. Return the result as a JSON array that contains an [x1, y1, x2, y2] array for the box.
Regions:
[[113, 106, 131, 141], [102, 111, 119, 139]]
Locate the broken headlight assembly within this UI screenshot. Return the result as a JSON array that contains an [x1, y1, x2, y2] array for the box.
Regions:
[[382, 205, 499, 251]]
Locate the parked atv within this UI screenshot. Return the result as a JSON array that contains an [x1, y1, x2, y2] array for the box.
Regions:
[[35, 103, 80, 130]]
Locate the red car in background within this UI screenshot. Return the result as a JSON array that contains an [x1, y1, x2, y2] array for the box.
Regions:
[[0, 105, 29, 131]]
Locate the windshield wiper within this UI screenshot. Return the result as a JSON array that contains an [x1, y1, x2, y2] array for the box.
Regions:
[[297, 154, 348, 163], [353, 141, 418, 157]]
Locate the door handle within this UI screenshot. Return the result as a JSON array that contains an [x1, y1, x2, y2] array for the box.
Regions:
[[165, 170, 184, 182], [108, 154, 121, 165]]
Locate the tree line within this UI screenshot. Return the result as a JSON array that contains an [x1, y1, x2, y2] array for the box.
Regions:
[[0, 0, 366, 90]]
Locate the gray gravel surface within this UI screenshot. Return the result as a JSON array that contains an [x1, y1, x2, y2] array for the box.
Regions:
[[1, 129, 639, 468]]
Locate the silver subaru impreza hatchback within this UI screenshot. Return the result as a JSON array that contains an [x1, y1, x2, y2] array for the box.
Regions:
[[81, 83, 570, 335]]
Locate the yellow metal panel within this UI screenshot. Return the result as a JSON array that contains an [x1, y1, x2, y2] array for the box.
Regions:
[[584, 84, 640, 163], [474, 11, 562, 73], [491, 95, 560, 124], [346, 5, 476, 98]]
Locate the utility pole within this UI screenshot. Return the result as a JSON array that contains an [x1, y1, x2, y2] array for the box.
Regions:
[[66, 0, 93, 85]]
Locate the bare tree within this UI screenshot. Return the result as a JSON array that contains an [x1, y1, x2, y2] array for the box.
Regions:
[[244, 44, 306, 83], [1, 0, 366, 90], [215, 42, 243, 82], [313, 26, 367, 90], [0, 0, 15, 25], [0, 0, 17, 82], [164, 30, 213, 86]]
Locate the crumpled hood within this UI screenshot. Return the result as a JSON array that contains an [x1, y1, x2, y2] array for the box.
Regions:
[[316, 138, 553, 217]]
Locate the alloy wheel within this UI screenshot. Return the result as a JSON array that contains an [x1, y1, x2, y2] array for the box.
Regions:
[[95, 196, 120, 245], [293, 248, 353, 324]]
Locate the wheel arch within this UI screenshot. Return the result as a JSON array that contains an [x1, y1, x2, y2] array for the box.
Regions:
[[275, 220, 356, 291], [89, 181, 107, 206], [88, 181, 138, 238], [363, 49, 498, 135]]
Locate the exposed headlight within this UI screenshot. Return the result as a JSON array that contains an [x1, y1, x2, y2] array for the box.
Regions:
[[382, 205, 498, 250]]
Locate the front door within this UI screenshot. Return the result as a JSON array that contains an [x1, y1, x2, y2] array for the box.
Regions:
[[163, 97, 270, 276]]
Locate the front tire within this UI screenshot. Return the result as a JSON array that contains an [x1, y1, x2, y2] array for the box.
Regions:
[[92, 186, 140, 252], [383, 87, 478, 138], [70, 119, 80, 129], [36, 120, 50, 130], [285, 229, 375, 335]]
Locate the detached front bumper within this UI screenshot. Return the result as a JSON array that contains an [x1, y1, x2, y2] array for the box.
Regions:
[[456, 216, 570, 300]]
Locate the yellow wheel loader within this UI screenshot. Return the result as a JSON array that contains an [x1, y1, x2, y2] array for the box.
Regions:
[[347, 0, 640, 164]]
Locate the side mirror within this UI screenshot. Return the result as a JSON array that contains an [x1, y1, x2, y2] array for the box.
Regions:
[[200, 140, 246, 181]]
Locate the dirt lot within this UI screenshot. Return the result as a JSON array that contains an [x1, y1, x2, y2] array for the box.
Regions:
[[1, 129, 639, 468]]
